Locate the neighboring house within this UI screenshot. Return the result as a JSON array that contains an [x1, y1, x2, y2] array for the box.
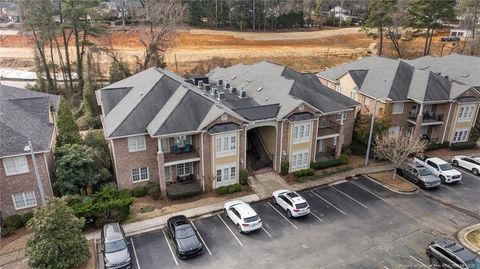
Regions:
[[317, 54, 480, 145], [96, 61, 358, 197], [0, 85, 58, 218]]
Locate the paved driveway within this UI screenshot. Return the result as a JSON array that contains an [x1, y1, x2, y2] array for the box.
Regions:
[[122, 175, 479, 269]]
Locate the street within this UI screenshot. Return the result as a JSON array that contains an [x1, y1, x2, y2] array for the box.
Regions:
[[121, 170, 480, 269]]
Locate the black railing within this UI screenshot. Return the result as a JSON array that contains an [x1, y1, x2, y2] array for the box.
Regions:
[[317, 119, 340, 137]]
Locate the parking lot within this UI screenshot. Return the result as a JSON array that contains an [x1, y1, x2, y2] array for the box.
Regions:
[[122, 170, 479, 269]]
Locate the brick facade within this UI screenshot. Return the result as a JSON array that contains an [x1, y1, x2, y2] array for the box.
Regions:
[[0, 153, 54, 218]]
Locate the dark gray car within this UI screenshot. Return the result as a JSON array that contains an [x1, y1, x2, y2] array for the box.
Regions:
[[397, 163, 441, 189], [101, 223, 131, 269]]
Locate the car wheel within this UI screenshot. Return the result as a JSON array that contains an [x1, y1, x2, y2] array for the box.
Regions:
[[452, 160, 459, 166], [440, 175, 446, 184], [273, 197, 277, 205], [224, 208, 228, 216], [287, 210, 292, 218], [237, 224, 243, 234], [430, 256, 441, 268], [420, 181, 425, 189], [472, 168, 479, 176]]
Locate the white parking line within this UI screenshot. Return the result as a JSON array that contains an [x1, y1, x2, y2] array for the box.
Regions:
[[409, 255, 429, 268], [350, 180, 387, 202], [191, 221, 212, 256], [162, 229, 179, 266], [310, 211, 323, 222], [217, 215, 243, 246], [330, 185, 368, 209], [383, 266, 390, 269], [310, 190, 347, 215], [267, 202, 299, 230], [261, 227, 272, 238], [130, 238, 141, 269]]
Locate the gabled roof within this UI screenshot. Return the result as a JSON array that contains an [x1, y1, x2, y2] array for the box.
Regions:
[[0, 85, 59, 158], [317, 55, 480, 103]]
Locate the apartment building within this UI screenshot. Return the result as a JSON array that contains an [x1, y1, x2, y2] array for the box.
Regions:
[[96, 61, 358, 197], [317, 54, 480, 144], [0, 85, 58, 218]]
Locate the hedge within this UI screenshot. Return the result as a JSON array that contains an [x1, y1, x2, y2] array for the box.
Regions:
[[1, 212, 36, 237], [166, 182, 202, 200], [239, 170, 249, 186], [450, 141, 478, 151], [145, 182, 160, 200], [293, 168, 315, 178], [426, 141, 449, 151], [216, 183, 242, 195], [311, 155, 349, 170], [281, 161, 289, 176], [132, 186, 147, 198]]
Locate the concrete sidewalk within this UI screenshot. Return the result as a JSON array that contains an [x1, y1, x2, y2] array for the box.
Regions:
[[85, 193, 260, 240]]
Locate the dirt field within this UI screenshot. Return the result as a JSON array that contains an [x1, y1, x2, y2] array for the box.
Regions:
[[0, 26, 461, 76]]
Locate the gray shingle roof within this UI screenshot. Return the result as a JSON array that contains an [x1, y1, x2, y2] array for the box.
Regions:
[[101, 87, 131, 115], [288, 112, 314, 122], [208, 123, 241, 134], [0, 85, 58, 157], [348, 70, 368, 88], [233, 104, 280, 121]]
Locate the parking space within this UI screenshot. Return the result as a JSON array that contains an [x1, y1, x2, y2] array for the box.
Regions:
[[118, 176, 478, 269]]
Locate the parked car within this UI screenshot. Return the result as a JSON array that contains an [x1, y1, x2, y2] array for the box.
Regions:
[[414, 156, 462, 183], [396, 163, 441, 189], [452, 156, 480, 176], [272, 189, 310, 218], [426, 238, 480, 269], [224, 200, 262, 233], [166, 215, 203, 259], [101, 223, 132, 269]]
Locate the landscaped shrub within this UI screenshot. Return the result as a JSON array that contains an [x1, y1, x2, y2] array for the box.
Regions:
[[166, 182, 202, 200], [132, 186, 147, 198], [67, 184, 134, 228], [4, 214, 24, 229], [145, 182, 160, 200], [281, 161, 289, 175], [293, 168, 315, 178], [239, 169, 249, 186], [348, 143, 366, 156], [0, 225, 15, 237], [426, 141, 450, 151], [216, 186, 228, 195], [22, 212, 34, 226], [339, 154, 349, 164], [450, 141, 478, 150], [227, 184, 236, 194]]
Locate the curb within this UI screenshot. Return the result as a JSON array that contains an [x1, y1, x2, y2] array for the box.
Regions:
[[360, 174, 419, 195], [457, 223, 480, 255]]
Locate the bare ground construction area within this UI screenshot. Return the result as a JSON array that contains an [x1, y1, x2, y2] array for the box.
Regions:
[[0, 26, 459, 76]]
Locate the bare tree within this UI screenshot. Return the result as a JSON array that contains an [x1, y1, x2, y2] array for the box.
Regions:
[[135, 0, 185, 71], [373, 130, 427, 179]]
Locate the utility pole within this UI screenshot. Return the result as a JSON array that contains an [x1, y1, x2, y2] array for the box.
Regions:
[[365, 98, 378, 166], [25, 140, 46, 206], [252, 0, 256, 31]]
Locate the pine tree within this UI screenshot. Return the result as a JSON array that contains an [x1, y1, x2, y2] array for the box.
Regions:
[[56, 97, 81, 147]]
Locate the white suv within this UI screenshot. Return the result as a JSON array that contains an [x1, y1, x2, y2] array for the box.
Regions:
[[224, 200, 262, 233], [272, 189, 310, 218]]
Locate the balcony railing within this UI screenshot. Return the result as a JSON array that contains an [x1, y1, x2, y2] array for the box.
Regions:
[[163, 146, 200, 164], [408, 113, 444, 125], [317, 119, 340, 137]]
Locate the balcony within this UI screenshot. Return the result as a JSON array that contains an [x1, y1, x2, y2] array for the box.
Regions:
[[317, 119, 340, 138], [163, 146, 200, 166], [407, 113, 444, 126]]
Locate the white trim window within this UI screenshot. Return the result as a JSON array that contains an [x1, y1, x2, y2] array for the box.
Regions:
[[293, 122, 311, 143], [291, 151, 309, 170], [336, 112, 347, 122], [127, 136, 146, 152], [215, 133, 237, 157], [132, 166, 149, 182], [452, 129, 469, 143], [457, 104, 476, 122], [177, 162, 193, 176], [216, 163, 236, 184], [3, 156, 29, 176], [392, 103, 404, 114], [12, 191, 37, 210], [388, 126, 401, 137]]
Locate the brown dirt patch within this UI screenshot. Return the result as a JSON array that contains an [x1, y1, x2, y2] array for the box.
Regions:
[[0, 228, 29, 255], [369, 170, 417, 192], [467, 228, 480, 249], [127, 187, 253, 223]]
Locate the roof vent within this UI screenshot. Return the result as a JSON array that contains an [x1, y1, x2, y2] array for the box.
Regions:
[[462, 73, 470, 78], [212, 88, 218, 96], [198, 80, 204, 89], [239, 89, 247, 98], [231, 87, 237, 94], [205, 84, 211, 92], [217, 91, 225, 100], [225, 82, 230, 89], [232, 75, 237, 80], [257, 87, 263, 92], [218, 79, 223, 86]]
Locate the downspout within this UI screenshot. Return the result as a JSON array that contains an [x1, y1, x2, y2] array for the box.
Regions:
[[200, 132, 205, 192], [442, 102, 453, 142], [279, 120, 284, 170]]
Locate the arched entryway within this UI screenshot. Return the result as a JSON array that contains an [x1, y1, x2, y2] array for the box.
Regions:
[[246, 125, 277, 173]]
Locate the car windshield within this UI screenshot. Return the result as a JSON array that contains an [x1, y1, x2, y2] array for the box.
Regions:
[[439, 163, 453, 171], [466, 258, 480, 269], [105, 239, 127, 253], [244, 215, 260, 223], [296, 202, 308, 209], [176, 226, 195, 239], [418, 168, 432, 176]]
